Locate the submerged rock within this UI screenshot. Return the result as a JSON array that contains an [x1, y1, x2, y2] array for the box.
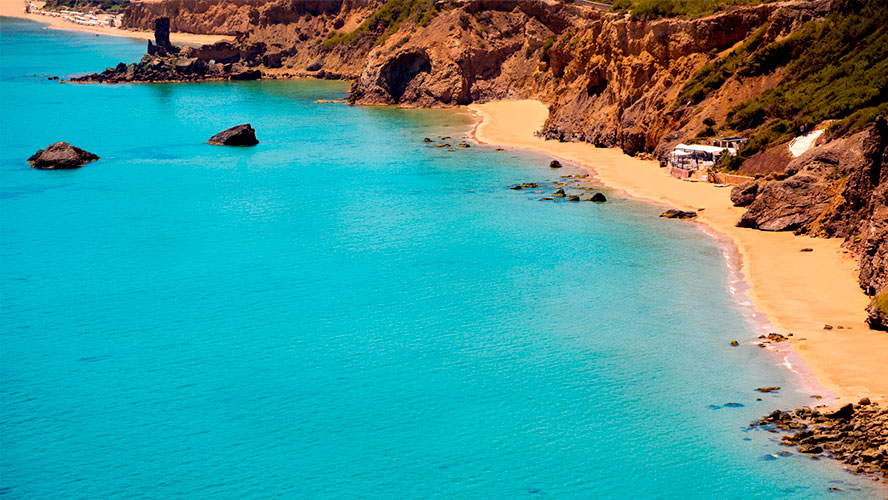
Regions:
[[798, 443, 823, 454], [660, 209, 697, 219], [208, 124, 259, 146], [767, 332, 788, 342], [28, 142, 99, 169]]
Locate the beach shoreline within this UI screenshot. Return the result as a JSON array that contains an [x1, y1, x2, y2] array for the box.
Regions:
[[467, 99, 888, 406], [0, 0, 231, 46]]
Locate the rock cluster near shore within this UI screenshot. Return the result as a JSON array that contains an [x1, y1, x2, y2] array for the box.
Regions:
[[71, 18, 267, 84], [507, 171, 606, 203], [755, 400, 888, 482]]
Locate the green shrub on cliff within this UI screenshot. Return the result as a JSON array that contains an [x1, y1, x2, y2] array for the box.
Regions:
[[610, 0, 773, 20], [676, 23, 769, 105], [323, 0, 440, 47], [724, 0, 888, 159], [44, 0, 129, 12]]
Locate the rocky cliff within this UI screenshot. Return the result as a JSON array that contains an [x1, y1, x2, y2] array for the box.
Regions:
[[122, 0, 379, 35], [735, 118, 888, 329]]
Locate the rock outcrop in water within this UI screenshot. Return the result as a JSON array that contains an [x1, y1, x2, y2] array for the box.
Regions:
[[754, 400, 888, 483], [660, 209, 697, 219], [71, 20, 271, 83], [147, 17, 179, 57], [208, 124, 259, 145], [28, 142, 99, 169]]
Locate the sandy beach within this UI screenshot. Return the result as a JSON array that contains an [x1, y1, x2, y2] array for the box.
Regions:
[[0, 0, 230, 45], [469, 99, 888, 404]]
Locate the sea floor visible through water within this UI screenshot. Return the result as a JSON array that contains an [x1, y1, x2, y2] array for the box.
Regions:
[[0, 16, 884, 498]]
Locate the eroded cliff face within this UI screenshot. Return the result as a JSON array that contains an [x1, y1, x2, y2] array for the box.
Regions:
[[349, 0, 572, 106], [346, 0, 828, 155], [538, 2, 829, 155], [734, 118, 888, 329], [122, 0, 379, 35]]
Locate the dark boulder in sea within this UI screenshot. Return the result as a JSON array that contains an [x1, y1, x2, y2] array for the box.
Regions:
[[208, 124, 259, 146], [553, 188, 566, 198], [660, 209, 697, 219], [28, 142, 99, 169], [549, 160, 562, 168], [510, 182, 539, 190], [590, 192, 607, 202]]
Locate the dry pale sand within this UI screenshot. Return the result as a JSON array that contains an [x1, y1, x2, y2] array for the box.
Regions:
[[0, 0, 231, 46], [469, 99, 888, 404]]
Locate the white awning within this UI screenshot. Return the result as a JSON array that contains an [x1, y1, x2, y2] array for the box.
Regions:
[[673, 144, 732, 154]]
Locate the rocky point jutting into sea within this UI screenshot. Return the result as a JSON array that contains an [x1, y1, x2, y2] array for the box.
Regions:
[[72, 0, 888, 332]]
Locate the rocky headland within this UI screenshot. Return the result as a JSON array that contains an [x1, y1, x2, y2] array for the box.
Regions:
[[754, 400, 888, 483]]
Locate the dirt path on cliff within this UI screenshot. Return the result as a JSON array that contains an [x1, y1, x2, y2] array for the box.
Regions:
[[469, 99, 888, 405]]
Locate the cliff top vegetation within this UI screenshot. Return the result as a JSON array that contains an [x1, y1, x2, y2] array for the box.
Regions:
[[609, 0, 776, 19], [44, 0, 130, 13], [674, 0, 888, 167], [323, 0, 440, 47]]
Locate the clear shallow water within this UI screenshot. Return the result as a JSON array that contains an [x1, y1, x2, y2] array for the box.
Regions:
[[0, 17, 881, 498]]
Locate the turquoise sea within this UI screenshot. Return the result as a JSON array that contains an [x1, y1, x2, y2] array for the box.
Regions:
[[0, 17, 882, 498]]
